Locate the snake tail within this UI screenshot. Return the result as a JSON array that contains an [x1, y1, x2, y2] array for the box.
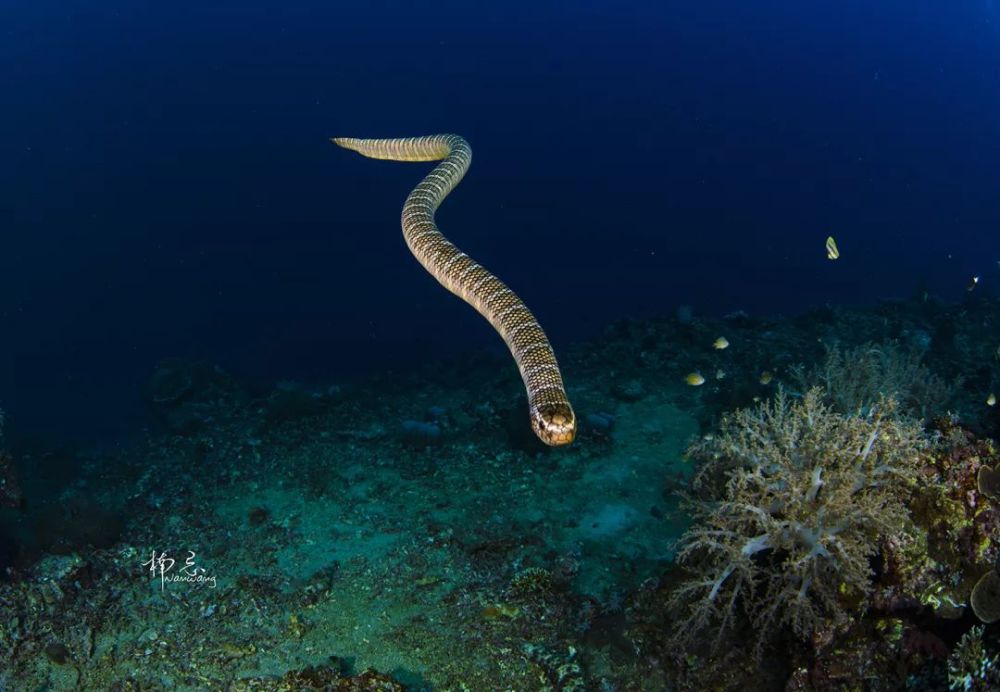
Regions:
[[333, 134, 576, 445]]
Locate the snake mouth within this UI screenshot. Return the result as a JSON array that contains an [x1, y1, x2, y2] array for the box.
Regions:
[[532, 403, 577, 446]]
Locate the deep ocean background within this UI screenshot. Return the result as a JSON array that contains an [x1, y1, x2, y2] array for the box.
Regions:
[[1, 0, 998, 442]]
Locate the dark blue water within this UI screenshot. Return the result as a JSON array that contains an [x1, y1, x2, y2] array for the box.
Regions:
[[2, 0, 998, 441]]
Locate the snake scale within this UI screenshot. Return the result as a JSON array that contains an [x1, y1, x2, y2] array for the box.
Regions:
[[333, 134, 576, 445]]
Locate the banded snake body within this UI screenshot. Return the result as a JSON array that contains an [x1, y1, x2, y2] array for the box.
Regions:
[[333, 134, 576, 446]]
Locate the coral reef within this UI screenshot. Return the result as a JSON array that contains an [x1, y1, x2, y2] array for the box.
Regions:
[[793, 340, 955, 419], [905, 420, 1000, 620], [947, 626, 1000, 691], [522, 643, 585, 691], [672, 388, 930, 656], [3, 296, 1000, 689]]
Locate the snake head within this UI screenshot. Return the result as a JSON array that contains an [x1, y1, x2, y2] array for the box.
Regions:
[[531, 403, 576, 446]]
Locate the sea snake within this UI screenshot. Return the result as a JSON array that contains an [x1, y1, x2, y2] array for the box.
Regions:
[[332, 134, 576, 446]]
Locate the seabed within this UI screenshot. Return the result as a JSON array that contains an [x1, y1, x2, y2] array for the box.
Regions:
[[1, 295, 998, 690]]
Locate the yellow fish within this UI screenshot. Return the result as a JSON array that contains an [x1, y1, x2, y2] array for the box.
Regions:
[[685, 372, 706, 386], [713, 337, 729, 350], [759, 370, 774, 385], [826, 236, 839, 260], [988, 393, 996, 407]]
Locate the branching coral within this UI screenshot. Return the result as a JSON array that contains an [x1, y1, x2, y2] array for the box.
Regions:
[[948, 626, 1000, 691], [672, 389, 930, 657], [793, 341, 955, 419]]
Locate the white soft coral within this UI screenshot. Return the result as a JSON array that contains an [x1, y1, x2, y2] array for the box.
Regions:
[[671, 389, 928, 656]]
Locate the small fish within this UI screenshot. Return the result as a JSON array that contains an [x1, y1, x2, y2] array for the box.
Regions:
[[713, 337, 730, 350], [759, 370, 774, 385], [715, 369, 726, 380], [685, 372, 706, 386], [968, 275, 980, 291], [825, 236, 839, 260], [988, 393, 996, 407]]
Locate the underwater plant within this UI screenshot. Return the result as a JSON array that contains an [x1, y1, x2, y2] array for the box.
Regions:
[[671, 389, 930, 657]]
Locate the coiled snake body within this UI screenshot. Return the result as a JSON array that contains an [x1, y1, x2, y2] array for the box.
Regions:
[[333, 134, 576, 445]]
